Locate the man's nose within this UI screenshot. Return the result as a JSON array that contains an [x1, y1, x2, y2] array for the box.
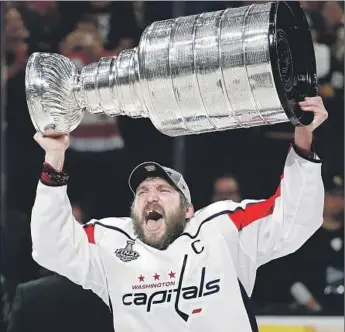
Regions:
[[146, 191, 159, 203]]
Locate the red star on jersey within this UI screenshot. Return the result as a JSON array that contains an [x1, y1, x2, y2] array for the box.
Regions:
[[153, 273, 160, 280], [138, 275, 145, 282], [168, 271, 176, 279]]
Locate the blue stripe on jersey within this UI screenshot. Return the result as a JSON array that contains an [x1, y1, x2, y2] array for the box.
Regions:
[[238, 279, 259, 332]]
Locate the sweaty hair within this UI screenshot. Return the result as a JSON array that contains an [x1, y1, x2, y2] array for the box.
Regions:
[[130, 189, 189, 212], [133, 176, 190, 209], [178, 191, 189, 209]]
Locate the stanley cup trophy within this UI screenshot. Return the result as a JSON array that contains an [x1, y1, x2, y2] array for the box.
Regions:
[[25, 1, 317, 137]]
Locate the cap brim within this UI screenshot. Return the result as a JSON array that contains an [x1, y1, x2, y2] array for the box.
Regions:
[[128, 162, 176, 194]]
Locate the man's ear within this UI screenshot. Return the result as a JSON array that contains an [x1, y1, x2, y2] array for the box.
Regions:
[[186, 204, 194, 219]]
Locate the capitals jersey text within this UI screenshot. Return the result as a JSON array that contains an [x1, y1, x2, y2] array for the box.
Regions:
[[31, 147, 324, 332]]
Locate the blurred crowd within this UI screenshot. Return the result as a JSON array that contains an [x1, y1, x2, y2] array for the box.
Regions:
[[1, 1, 344, 331]]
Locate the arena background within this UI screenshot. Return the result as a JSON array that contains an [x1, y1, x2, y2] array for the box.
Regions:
[[0, 1, 343, 331]]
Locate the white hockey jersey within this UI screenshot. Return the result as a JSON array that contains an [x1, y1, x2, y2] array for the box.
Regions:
[[31, 146, 324, 332]]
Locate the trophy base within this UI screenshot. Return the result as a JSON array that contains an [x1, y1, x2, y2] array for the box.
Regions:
[[269, 1, 317, 127]]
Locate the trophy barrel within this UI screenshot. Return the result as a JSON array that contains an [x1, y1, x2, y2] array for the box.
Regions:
[[136, 1, 316, 136]]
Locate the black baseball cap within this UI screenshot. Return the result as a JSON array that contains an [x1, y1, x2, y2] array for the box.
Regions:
[[128, 162, 191, 203]]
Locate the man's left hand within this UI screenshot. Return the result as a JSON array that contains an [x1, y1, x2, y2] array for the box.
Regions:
[[294, 96, 328, 153], [298, 96, 328, 132]]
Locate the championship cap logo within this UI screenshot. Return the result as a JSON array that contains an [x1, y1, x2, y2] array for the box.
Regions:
[[115, 240, 140, 262], [145, 165, 156, 172]]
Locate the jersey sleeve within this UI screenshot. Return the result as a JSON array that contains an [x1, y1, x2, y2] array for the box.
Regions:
[[227, 145, 324, 294], [30, 182, 110, 306]]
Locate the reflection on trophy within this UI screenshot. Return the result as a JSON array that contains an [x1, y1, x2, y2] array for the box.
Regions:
[[25, 1, 317, 137]]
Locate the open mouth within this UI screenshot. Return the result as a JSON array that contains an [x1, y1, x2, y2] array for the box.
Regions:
[[144, 210, 164, 233]]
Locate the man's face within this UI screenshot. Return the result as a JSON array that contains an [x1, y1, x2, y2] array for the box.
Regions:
[[324, 191, 344, 221], [131, 177, 192, 250], [212, 177, 241, 203]]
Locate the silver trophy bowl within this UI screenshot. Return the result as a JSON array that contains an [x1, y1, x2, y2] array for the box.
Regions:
[[25, 1, 317, 137]]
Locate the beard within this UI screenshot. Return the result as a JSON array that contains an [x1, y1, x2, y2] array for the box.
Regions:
[[131, 204, 187, 250]]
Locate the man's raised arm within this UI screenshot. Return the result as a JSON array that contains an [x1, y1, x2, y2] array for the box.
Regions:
[[227, 96, 328, 294], [30, 134, 110, 305]]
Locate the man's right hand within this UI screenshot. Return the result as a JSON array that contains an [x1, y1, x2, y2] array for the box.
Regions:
[[34, 133, 70, 171]]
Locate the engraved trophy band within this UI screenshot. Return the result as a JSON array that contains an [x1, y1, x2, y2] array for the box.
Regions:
[[25, 1, 317, 137]]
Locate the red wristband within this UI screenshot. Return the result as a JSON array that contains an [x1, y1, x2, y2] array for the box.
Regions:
[[40, 162, 69, 186]]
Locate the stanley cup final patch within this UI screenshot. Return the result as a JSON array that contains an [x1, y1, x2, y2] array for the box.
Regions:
[[115, 240, 140, 262]]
